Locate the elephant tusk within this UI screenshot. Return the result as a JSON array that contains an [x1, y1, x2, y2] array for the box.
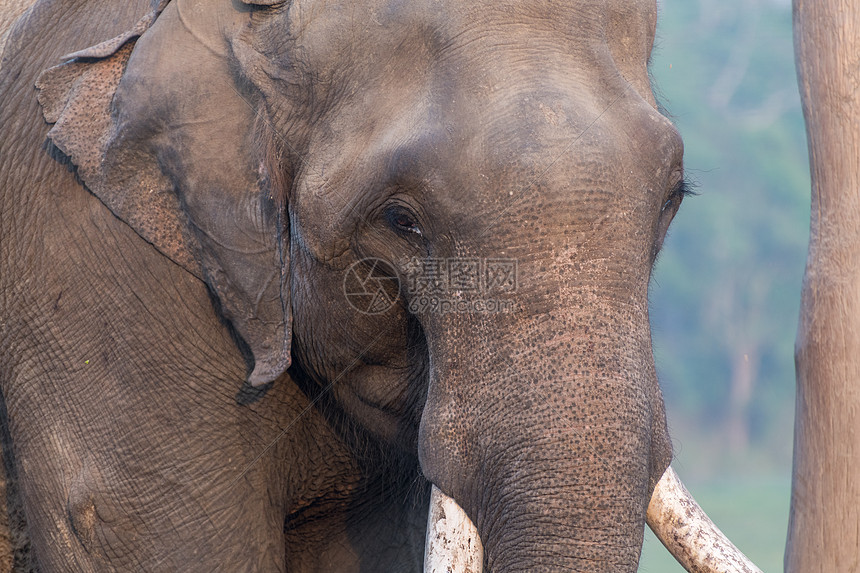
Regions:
[[423, 467, 761, 573], [424, 485, 484, 573], [647, 466, 763, 573]]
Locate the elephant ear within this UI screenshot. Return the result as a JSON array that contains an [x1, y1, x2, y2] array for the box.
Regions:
[[36, 0, 292, 387]]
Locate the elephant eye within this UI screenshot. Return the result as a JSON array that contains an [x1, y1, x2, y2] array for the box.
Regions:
[[385, 205, 423, 236]]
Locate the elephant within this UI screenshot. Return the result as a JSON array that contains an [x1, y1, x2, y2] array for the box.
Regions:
[[0, 0, 761, 571]]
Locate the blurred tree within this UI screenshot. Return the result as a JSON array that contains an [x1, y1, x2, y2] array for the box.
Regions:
[[649, 0, 809, 473]]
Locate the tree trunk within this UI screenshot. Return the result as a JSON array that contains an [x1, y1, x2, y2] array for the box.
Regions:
[[786, 1, 860, 571], [727, 349, 757, 453]]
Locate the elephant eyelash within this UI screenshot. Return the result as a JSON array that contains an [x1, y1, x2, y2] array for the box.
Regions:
[[674, 176, 698, 199], [662, 175, 697, 212]]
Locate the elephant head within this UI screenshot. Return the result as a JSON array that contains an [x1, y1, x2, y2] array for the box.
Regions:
[[36, 0, 760, 570]]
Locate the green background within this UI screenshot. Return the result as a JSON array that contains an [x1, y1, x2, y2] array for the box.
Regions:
[[639, 0, 807, 570]]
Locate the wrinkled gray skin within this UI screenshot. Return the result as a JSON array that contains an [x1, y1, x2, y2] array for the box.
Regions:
[[0, 0, 684, 570]]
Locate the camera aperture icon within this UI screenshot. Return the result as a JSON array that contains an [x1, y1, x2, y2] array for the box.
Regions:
[[343, 258, 400, 314]]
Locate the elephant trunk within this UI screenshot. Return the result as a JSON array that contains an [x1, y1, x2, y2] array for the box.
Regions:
[[423, 468, 763, 573], [418, 300, 670, 570]]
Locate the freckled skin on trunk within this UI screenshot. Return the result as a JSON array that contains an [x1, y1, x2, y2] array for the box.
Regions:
[[418, 253, 672, 571]]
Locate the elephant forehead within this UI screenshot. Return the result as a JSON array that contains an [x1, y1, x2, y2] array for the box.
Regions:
[[292, 88, 679, 269], [284, 0, 666, 152], [299, 78, 680, 203], [286, 0, 657, 83], [289, 0, 656, 38], [604, 0, 659, 106]]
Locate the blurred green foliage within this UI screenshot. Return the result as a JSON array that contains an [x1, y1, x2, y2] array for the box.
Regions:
[[648, 0, 809, 478], [639, 1, 804, 569]]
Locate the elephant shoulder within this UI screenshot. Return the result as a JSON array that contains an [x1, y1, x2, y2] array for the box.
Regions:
[[0, 0, 35, 75], [0, 0, 154, 307], [0, 0, 154, 174], [1, 0, 152, 74]]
